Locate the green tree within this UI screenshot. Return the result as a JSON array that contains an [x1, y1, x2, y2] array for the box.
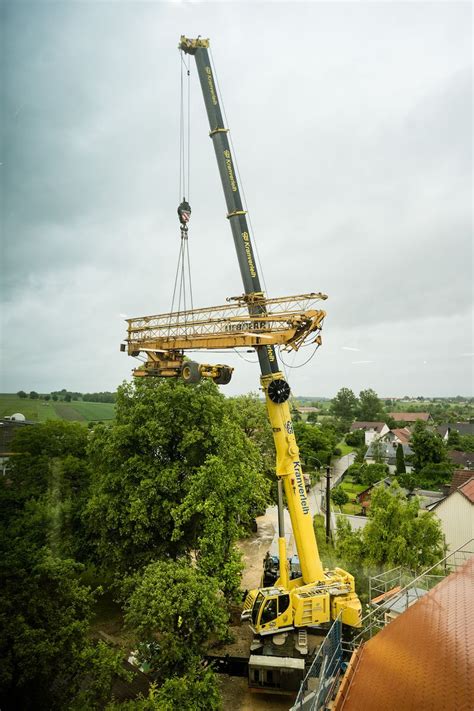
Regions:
[[457, 434, 474, 451], [294, 421, 337, 468], [331, 486, 349, 507], [357, 389, 383, 421], [106, 670, 220, 711], [330, 388, 358, 427], [410, 421, 447, 473], [370, 438, 384, 464], [446, 428, 461, 447], [228, 393, 274, 487], [17, 390, 27, 399], [154, 666, 220, 711], [291, 404, 302, 422], [124, 560, 228, 679], [29, 390, 39, 400], [396, 443, 406, 474], [358, 463, 388, 486], [307, 411, 318, 423], [336, 482, 443, 570], [0, 546, 123, 710], [85, 379, 269, 595], [345, 429, 365, 448]]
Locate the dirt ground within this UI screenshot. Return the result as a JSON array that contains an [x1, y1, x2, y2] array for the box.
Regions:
[[219, 676, 294, 711]]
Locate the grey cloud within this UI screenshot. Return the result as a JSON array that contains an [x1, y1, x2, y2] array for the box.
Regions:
[[1, 1, 472, 396]]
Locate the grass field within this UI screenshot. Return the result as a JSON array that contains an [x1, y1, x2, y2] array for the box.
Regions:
[[0, 395, 115, 423], [336, 440, 355, 457], [337, 477, 367, 515]]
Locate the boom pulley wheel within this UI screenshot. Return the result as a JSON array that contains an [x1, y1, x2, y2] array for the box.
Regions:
[[267, 379, 291, 404]]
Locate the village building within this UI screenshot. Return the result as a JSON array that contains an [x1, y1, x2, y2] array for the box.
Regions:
[[350, 421, 389, 445], [437, 422, 474, 441], [429, 476, 474, 556], [364, 440, 413, 473], [388, 412, 432, 423]]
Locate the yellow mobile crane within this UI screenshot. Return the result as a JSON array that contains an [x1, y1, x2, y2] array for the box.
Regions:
[[122, 34, 361, 664]]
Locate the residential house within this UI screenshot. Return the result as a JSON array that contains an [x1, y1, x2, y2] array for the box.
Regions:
[[381, 428, 411, 445], [437, 422, 474, 441], [296, 406, 319, 418], [350, 421, 389, 445], [365, 440, 414, 474], [447, 450, 474, 469], [448, 468, 474, 494], [411, 488, 445, 510], [388, 412, 432, 423], [430, 477, 474, 556]]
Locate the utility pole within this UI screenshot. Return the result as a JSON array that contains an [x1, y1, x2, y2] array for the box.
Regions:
[[325, 466, 331, 544]]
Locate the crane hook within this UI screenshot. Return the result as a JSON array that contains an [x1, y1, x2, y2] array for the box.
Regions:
[[177, 198, 191, 229]]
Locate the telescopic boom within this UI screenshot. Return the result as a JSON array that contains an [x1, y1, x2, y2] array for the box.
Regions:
[[179, 35, 325, 585]]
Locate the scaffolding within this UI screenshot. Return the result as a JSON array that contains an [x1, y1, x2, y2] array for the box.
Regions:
[[291, 539, 474, 711]]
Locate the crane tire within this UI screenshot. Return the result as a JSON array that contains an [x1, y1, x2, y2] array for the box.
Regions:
[[213, 366, 232, 385], [181, 361, 201, 384]]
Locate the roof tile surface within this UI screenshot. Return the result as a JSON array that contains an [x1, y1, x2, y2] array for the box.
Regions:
[[459, 478, 474, 504], [335, 557, 474, 711]]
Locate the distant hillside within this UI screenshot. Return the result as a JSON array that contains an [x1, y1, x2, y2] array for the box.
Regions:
[[0, 394, 115, 423]]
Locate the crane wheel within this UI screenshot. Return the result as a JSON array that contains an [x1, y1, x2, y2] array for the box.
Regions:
[[213, 366, 232, 385], [181, 361, 201, 384]]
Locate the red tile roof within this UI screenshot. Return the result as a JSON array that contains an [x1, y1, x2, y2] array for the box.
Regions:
[[391, 427, 411, 444], [389, 412, 431, 422], [449, 468, 474, 493], [333, 557, 474, 711], [459, 477, 474, 504]]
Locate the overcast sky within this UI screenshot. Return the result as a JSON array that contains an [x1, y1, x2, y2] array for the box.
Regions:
[[1, 1, 472, 398]]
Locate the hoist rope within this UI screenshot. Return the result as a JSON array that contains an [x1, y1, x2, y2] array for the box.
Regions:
[[278, 343, 321, 369], [178, 51, 191, 201], [169, 52, 194, 335], [209, 49, 269, 298]]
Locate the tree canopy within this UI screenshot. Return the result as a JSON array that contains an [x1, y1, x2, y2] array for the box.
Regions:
[[330, 387, 358, 426], [357, 389, 383, 422], [123, 559, 228, 679], [85, 379, 270, 596], [335, 481, 443, 570]]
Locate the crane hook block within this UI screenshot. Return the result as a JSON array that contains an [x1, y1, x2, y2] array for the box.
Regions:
[[267, 379, 291, 404], [178, 199, 191, 226]]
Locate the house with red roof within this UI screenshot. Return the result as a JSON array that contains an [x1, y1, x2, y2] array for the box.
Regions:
[[388, 412, 432, 423], [430, 475, 474, 555]]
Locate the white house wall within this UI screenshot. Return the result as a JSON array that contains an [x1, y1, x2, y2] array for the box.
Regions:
[[434, 492, 474, 554]]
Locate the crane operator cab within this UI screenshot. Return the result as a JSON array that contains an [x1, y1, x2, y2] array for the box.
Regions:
[[244, 588, 294, 636]]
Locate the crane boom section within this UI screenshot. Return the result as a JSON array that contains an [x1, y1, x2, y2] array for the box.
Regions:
[[179, 36, 326, 586], [126, 293, 326, 353], [179, 35, 277, 378]]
